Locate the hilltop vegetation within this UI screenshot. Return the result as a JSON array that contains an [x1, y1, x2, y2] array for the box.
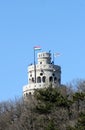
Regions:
[[0, 79, 85, 130]]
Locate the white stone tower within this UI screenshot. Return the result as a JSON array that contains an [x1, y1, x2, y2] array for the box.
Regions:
[[23, 51, 61, 97]]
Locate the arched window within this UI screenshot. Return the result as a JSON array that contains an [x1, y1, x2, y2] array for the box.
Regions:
[[54, 77, 57, 83], [32, 77, 34, 83], [49, 76, 53, 82], [58, 78, 61, 84], [26, 93, 29, 97], [29, 92, 31, 95], [42, 76, 46, 83], [37, 76, 41, 83]]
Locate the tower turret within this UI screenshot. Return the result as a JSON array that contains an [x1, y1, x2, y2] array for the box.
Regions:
[[37, 52, 51, 64]]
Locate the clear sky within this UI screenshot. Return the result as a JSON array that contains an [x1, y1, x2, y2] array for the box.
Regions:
[[0, 0, 85, 101]]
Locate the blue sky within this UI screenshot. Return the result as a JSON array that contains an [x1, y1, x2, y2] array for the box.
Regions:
[[0, 0, 85, 101]]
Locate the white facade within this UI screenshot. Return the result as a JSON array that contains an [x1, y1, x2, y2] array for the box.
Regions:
[[23, 51, 61, 97]]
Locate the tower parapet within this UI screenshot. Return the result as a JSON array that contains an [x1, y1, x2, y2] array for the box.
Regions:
[[37, 52, 51, 64], [23, 51, 61, 97]]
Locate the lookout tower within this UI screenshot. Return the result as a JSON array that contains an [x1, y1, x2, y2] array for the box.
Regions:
[[23, 51, 61, 97]]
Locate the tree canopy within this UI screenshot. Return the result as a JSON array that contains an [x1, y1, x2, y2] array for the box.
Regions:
[[0, 79, 85, 130]]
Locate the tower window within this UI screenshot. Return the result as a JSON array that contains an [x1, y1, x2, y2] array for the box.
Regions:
[[52, 73, 55, 76], [54, 77, 57, 83], [37, 76, 41, 83], [42, 76, 46, 83], [49, 76, 53, 82], [58, 78, 61, 84], [40, 62, 42, 64], [29, 92, 31, 95], [40, 73, 43, 76], [26, 93, 29, 97], [32, 77, 34, 82]]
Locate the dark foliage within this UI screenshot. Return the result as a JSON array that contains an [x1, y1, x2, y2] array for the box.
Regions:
[[0, 80, 85, 130]]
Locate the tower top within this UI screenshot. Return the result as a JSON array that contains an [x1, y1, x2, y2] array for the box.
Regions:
[[37, 52, 51, 58], [37, 52, 51, 64]]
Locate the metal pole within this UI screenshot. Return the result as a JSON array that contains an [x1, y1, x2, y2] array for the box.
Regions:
[[34, 48, 36, 83], [53, 53, 54, 64]]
